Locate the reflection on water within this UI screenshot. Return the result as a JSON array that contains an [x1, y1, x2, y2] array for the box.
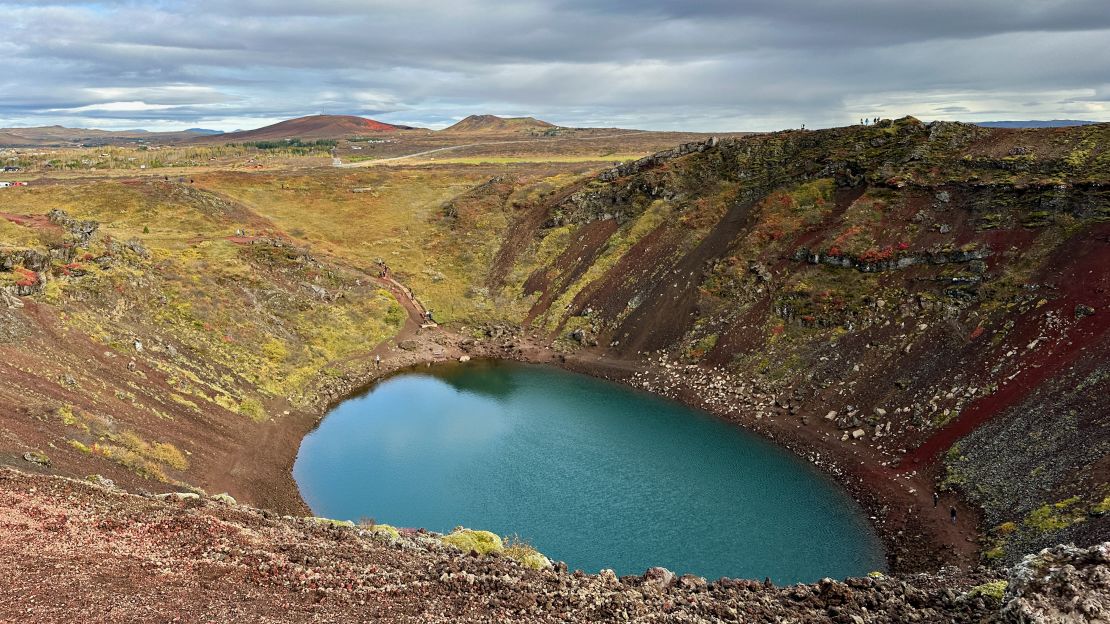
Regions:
[[432, 359, 520, 400]]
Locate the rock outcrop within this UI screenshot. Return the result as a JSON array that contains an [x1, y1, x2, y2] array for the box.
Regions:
[[1002, 543, 1110, 623]]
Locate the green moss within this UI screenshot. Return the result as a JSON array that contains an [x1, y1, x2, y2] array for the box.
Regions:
[[86, 430, 188, 481], [1065, 137, 1095, 168], [537, 198, 673, 330], [1021, 210, 1054, 228], [502, 535, 552, 570], [58, 405, 83, 429], [261, 338, 288, 363], [238, 398, 267, 423], [442, 529, 503, 555], [967, 580, 1008, 602], [365, 523, 401, 541], [23, 449, 50, 466], [942, 444, 970, 489], [1024, 496, 1085, 532], [685, 333, 718, 359], [42, 279, 64, 304], [1092, 496, 1110, 515], [983, 546, 1005, 561], [308, 516, 356, 528]]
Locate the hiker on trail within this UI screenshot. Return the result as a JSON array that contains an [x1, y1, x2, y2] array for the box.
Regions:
[[933, 492, 940, 508], [375, 354, 381, 369], [950, 506, 957, 525]]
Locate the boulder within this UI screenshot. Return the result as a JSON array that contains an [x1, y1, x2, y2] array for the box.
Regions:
[[678, 574, 708, 591], [749, 262, 773, 283], [154, 492, 200, 501], [643, 566, 676, 591], [22, 450, 50, 467]]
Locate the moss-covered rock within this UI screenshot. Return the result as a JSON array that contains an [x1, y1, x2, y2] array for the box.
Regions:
[[307, 516, 355, 528], [366, 523, 401, 541], [441, 529, 503, 555], [967, 580, 1008, 602], [503, 538, 553, 570]]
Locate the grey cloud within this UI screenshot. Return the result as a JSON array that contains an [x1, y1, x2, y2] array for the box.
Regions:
[[0, 1, 1107, 131]]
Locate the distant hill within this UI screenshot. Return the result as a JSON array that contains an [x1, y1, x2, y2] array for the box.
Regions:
[[184, 128, 224, 136], [975, 120, 1098, 128], [0, 131, 54, 147], [443, 114, 557, 133], [210, 115, 416, 142], [0, 125, 219, 147]]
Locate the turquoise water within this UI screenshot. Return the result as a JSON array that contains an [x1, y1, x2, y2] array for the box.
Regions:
[[293, 360, 886, 583]]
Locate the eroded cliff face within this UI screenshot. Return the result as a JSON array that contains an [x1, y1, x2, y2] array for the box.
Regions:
[[478, 118, 1110, 564]]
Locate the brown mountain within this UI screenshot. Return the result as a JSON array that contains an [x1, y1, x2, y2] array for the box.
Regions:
[[0, 125, 216, 147], [211, 115, 415, 142], [443, 114, 557, 133]]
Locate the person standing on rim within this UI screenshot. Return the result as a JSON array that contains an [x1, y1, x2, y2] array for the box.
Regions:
[[933, 492, 940, 508], [950, 506, 958, 525]]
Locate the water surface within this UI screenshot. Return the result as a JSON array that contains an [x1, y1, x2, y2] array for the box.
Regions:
[[294, 360, 885, 583]]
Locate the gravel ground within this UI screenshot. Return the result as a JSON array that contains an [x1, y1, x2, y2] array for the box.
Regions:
[[3, 467, 1105, 623]]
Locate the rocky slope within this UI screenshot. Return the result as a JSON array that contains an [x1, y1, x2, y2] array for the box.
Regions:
[[465, 118, 1109, 568], [3, 467, 1106, 623]]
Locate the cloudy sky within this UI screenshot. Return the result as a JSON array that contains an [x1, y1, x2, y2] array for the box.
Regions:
[[2, 0, 1108, 132]]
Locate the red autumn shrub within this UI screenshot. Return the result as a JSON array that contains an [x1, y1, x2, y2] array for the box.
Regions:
[[859, 246, 894, 262], [14, 267, 38, 287]]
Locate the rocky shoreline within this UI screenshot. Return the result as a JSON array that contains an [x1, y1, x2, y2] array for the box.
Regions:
[[2, 467, 1105, 623], [553, 349, 979, 574]]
